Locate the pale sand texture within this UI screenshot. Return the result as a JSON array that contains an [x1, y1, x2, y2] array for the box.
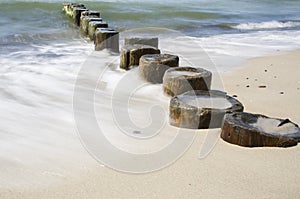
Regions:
[[1, 50, 300, 198]]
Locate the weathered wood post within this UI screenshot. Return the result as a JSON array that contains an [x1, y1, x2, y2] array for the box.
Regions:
[[88, 21, 108, 41], [80, 16, 103, 36], [169, 90, 244, 129], [62, 3, 86, 25], [120, 44, 160, 70], [73, 7, 88, 26], [70, 4, 85, 16], [221, 112, 300, 147], [95, 28, 119, 52], [163, 67, 212, 96], [62, 2, 70, 13], [139, 54, 179, 83]]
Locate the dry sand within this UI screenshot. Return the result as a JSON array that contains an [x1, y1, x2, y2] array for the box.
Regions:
[[1, 50, 300, 198]]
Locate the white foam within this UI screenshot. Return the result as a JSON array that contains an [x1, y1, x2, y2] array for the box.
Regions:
[[193, 29, 300, 71], [0, 40, 95, 188], [232, 21, 300, 30], [251, 117, 299, 135]]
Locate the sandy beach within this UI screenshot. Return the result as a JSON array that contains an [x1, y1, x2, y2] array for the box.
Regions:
[[1, 50, 299, 199], [2, 1, 300, 198]]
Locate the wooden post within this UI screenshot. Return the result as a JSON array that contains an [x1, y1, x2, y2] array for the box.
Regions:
[[95, 28, 119, 52], [62, 2, 71, 13], [73, 8, 88, 26], [62, 3, 86, 24], [163, 67, 212, 96], [139, 54, 178, 83], [221, 112, 300, 147], [120, 44, 160, 70], [88, 21, 108, 41], [169, 90, 244, 129], [80, 16, 103, 36]]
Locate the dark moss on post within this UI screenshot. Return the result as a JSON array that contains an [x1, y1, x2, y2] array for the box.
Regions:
[[63, 3, 86, 19], [120, 44, 161, 70], [139, 54, 179, 84], [62, 2, 71, 13], [169, 90, 244, 129], [95, 28, 119, 52], [163, 67, 212, 97]]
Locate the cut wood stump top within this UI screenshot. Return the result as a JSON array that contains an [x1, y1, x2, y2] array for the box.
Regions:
[[221, 112, 300, 147], [169, 90, 244, 129]]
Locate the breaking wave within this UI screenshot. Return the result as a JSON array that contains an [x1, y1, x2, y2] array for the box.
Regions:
[[231, 20, 300, 30]]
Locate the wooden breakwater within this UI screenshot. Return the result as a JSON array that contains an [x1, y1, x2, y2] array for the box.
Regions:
[[62, 2, 300, 148], [62, 2, 119, 52]]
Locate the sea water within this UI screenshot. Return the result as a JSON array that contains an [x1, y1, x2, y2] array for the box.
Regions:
[[0, 0, 300, 186]]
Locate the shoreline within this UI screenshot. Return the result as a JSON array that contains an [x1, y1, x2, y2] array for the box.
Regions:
[[1, 49, 300, 198]]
